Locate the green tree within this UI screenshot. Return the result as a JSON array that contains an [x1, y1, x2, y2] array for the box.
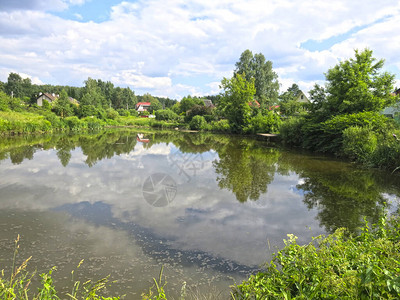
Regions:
[[122, 87, 136, 110], [234, 50, 279, 106], [218, 73, 256, 133], [321, 49, 395, 118], [5, 73, 23, 98], [279, 84, 303, 116], [53, 89, 72, 118]]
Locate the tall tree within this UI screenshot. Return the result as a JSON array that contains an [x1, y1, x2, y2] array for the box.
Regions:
[[234, 50, 279, 106], [279, 84, 303, 116], [5, 73, 23, 98], [53, 89, 72, 118], [218, 73, 256, 133], [321, 49, 395, 118]]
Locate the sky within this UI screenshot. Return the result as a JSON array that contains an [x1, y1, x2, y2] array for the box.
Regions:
[[0, 0, 400, 100]]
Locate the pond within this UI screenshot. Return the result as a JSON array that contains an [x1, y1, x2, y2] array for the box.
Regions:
[[0, 129, 399, 298]]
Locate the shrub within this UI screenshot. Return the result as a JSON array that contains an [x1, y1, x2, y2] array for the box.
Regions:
[[64, 116, 87, 131], [82, 116, 105, 130], [209, 119, 231, 132], [369, 130, 400, 170], [244, 112, 281, 134], [279, 116, 306, 146], [117, 109, 130, 116], [42, 112, 65, 129], [342, 126, 378, 162], [155, 109, 178, 121], [105, 108, 119, 120], [189, 115, 207, 130], [233, 215, 400, 299], [0, 91, 9, 111]]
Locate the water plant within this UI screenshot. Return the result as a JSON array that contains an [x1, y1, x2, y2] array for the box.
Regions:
[[0, 235, 120, 300]]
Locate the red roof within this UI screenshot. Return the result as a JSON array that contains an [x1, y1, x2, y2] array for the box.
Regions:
[[248, 100, 260, 108], [136, 102, 151, 107]]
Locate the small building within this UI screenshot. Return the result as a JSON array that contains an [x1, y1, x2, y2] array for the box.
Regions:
[[36, 92, 58, 106], [203, 99, 215, 108], [295, 91, 310, 103], [136, 102, 151, 112]]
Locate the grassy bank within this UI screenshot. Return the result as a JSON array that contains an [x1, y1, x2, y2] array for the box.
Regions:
[[0, 110, 185, 136], [2, 215, 399, 299]]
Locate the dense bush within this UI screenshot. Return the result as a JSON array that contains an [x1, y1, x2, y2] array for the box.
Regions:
[[189, 115, 207, 130], [82, 116, 105, 130], [155, 109, 178, 121], [0, 91, 9, 111], [342, 126, 378, 162], [0, 111, 52, 134], [209, 119, 231, 132], [64, 116, 87, 131], [233, 215, 400, 299], [279, 116, 306, 147], [244, 112, 281, 134], [106, 108, 119, 120]]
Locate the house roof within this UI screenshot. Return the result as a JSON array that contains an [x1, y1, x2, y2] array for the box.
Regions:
[[38, 92, 58, 101], [248, 100, 260, 107], [136, 102, 151, 107], [203, 99, 215, 107]]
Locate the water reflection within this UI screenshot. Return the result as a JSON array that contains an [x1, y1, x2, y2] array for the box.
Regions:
[[0, 129, 399, 297]]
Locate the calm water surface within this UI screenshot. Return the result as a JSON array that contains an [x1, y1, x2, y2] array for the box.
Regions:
[[0, 129, 399, 298]]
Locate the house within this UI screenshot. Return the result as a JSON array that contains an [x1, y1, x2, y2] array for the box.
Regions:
[[36, 93, 79, 106], [68, 97, 79, 105], [382, 89, 400, 118], [390, 88, 400, 96], [203, 99, 215, 108], [36, 92, 58, 106], [136, 102, 151, 112], [295, 91, 310, 103], [382, 105, 400, 118]]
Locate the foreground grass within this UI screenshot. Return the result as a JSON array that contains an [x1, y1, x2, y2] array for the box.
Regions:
[[2, 216, 400, 299]]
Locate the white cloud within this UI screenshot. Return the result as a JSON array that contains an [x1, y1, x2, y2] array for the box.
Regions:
[[0, 0, 399, 98]]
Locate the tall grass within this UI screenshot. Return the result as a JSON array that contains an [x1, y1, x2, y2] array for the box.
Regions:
[[0, 235, 120, 300]]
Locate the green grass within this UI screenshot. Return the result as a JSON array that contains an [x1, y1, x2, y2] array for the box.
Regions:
[[0, 111, 52, 135], [0, 235, 120, 300], [232, 214, 400, 299]]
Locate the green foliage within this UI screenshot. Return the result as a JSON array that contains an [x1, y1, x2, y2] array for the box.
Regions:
[[141, 267, 168, 300], [219, 73, 256, 133], [342, 126, 378, 162], [279, 116, 306, 146], [64, 116, 87, 131], [184, 104, 212, 122], [53, 90, 73, 118], [176, 96, 202, 115], [82, 117, 105, 130], [316, 111, 391, 153], [155, 109, 178, 121], [233, 215, 400, 299], [41, 100, 52, 111], [0, 91, 10, 111], [105, 108, 119, 120], [189, 115, 207, 130], [0, 111, 52, 134], [235, 50, 279, 106], [209, 119, 231, 132], [318, 49, 396, 119], [244, 112, 281, 134], [0, 236, 120, 300]]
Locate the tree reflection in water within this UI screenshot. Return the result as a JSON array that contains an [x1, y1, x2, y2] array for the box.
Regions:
[[0, 129, 399, 234]]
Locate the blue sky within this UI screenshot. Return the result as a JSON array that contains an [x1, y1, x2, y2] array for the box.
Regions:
[[0, 0, 399, 99]]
